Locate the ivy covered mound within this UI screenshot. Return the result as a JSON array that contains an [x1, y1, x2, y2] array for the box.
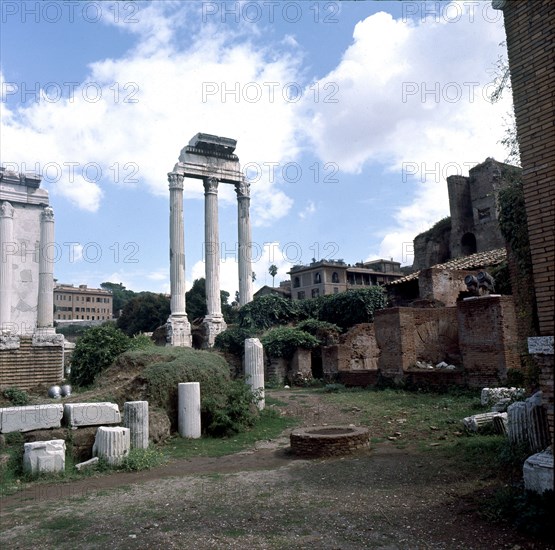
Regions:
[[71, 347, 259, 437]]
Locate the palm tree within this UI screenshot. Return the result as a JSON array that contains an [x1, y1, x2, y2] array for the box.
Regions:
[[268, 264, 278, 287]]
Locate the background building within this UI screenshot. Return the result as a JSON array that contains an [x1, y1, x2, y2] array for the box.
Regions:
[[54, 284, 113, 322], [289, 259, 403, 301]]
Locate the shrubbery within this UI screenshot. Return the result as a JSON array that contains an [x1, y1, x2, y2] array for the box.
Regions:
[[214, 326, 259, 356], [261, 327, 320, 359], [70, 323, 132, 387], [133, 347, 258, 436], [238, 295, 298, 330], [2, 387, 30, 406]]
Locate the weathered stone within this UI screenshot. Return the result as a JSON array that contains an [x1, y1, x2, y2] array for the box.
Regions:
[[480, 387, 525, 407], [23, 439, 65, 474], [149, 407, 171, 444], [245, 338, 264, 410], [507, 401, 528, 445], [92, 426, 130, 466], [492, 413, 508, 435], [75, 457, 99, 471], [523, 448, 554, 494], [64, 402, 121, 427], [67, 426, 97, 461], [525, 391, 550, 453], [178, 382, 201, 438], [290, 348, 313, 385], [124, 401, 149, 449], [0, 404, 64, 433], [462, 412, 498, 432]]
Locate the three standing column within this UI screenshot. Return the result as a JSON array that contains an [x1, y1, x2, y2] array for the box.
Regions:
[[235, 180, 253, 306], [167, 172, 192, 347]]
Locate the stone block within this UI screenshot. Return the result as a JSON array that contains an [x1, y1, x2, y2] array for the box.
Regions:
[[64, 402, 121, 427], [0, 404, 64, 433], [75, 457, 99, 471], [523, 449, 554, 494], [480, 387, 525, 407], [23, 439, 65, 474], [92, 426, 130, 466]]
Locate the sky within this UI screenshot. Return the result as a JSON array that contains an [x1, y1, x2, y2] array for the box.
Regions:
[[0, 0, 513, 297]]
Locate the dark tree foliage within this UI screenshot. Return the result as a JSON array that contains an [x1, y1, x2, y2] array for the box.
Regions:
[[185, 278, 234, 323], [238, 294, 299, 330], [100, 282, 136, 318], [117, 292, 170, 336]]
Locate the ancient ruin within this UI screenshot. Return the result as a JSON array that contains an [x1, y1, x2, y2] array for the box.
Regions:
[[0, 167, 66, 388], [167, 133, 253, 347]]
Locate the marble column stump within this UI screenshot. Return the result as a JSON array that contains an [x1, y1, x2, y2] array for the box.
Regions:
[[124, 401, 149, 449], [178, 382, 201, 438], [244, 338, 265, 410]]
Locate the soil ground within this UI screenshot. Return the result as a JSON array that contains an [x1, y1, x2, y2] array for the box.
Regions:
[[0, 390, 550, 549]]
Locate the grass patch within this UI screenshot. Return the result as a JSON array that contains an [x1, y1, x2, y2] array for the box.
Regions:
[[165, 408, 297, 459]]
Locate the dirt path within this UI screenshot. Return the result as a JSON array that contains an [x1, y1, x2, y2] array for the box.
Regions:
[[0, 390, 549, 549]]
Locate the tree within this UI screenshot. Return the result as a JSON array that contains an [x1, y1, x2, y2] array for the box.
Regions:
[[488, 46, 520, 165], [100, 282, 136, 318], [117, 292, 170, 336], [185, 278, 235, 323], [269, 264, 278, 287]]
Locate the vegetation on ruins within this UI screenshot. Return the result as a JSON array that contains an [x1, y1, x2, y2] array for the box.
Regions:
[[70, 323, 132, 387], [185, 277, 236, 324], [134, 347, 259, 436], [214, 326, 259, 356], [238, 294, 299, 330], [261, 327, 320, 359]]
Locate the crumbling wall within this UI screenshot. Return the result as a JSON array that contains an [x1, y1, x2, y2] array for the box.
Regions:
[[457, 295, 520, 387], [418, 268, 474, 306]]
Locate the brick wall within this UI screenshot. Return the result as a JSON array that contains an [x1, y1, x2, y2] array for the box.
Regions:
[[418, 268, 474, 306], [500, 0, 554, 443], [0, 337, 64, 390], [457, 296, 520, 388], [374, 307, 460, 382]]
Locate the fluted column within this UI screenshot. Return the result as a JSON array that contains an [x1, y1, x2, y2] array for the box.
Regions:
[[235, 179, 253, 306], [167, 172, 191, 347], [202, 177, 226, 347], [37, 206, 55, 332], [0, 202, 15, 332]]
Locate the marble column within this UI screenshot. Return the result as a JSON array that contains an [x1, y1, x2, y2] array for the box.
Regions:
[[124, 401, 149, 450], [0, 201, 15, 332], [178, 382, 201, 438], [244, 338, 265, 410], [167, 172, 192, 347], [202, 177, 226, 346], [36, 206, 55, 334], [235, 179, 253, 306]]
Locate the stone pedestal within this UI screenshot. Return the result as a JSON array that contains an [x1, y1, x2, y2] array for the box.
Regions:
[[124, 401, 149, 449], [245, 338, 264, 409], [523, 448, 554, 494], [178, 382, 201, 438], [93, 426, 130, 466], [23, 439, 65, 474]]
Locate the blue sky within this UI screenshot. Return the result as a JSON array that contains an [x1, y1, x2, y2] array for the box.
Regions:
[[1, 1, 512, 296]]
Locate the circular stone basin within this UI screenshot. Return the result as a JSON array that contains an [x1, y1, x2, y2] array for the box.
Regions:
[[290, 425, 370, 458]]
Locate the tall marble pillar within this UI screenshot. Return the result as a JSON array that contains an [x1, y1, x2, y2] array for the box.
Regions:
[[36, 206, 55, 334], [167, 172, 191, 347], [235, 179, 253, 306], [0, 201, 15, 332], [202, 176, 226, 347]]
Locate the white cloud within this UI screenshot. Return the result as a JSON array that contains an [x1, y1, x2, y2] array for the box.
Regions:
[[299, 200, 316, 219], [300, 3, 512, 264]]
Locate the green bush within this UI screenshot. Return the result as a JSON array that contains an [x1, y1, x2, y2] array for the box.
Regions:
[[2, 387, 30, 406], [238, 295, 299, 330], [296, 319, 342, 344], [214, 326, 259, 356], [70, 323, 131, 387], [135, 347, 258, 436], [261, 327, 320, 359], [318, 287, 387, 329], [128, 333, 155, 351]]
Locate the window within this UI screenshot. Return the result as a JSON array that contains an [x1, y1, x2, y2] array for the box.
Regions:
[[314, 272, 321, 284], [311, 288, 320, 298], [334, 287, 339, 294], [293, 277, 300, 288], [297, 291, 305, 300], [332, 272, 339, 283]]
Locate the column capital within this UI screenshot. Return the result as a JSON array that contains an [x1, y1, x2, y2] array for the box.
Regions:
[[0, 201, 15, 219], [203, 176, 219, 195], [235, 179, 250, 199], [168, 172, 184, 190], [41, 206, 54, 222]]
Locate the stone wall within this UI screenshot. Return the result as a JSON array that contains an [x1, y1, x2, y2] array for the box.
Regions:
[[457, 296, 520, 388], [322, 323, 379, 380], [374, 307, 460, 383], [418, 268, 474, 306], [0, 336, 63, 389]]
